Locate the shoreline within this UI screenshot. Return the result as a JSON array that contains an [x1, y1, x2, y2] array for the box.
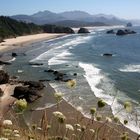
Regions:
[[0, 33, 66, 53], [0, 31, 139, 139]]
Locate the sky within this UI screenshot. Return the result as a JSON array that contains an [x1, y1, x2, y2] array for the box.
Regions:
[[0, 0, 140, 19]]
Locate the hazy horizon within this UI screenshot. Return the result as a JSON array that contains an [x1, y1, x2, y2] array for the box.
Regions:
[[1, 0, 140, 20]]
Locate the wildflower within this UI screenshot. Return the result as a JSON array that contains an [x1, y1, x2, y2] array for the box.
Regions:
[[90, 107, 96, 115], [77, 128, 81, 132], [121, 132, 129, 140], [124, 120, 128, 125], [53, 111, 64, 117], [96, 114, 102, 121], [3, 120, 12, 126], [14, 99, 27, 113], [77, 106, 83, 112], [66, 124, 74, 131], [13, 129, 19, 134], [97, 100, 106, 108], [113, 116, 120, 123], [14, 134, 20, 137], [89, 129, 95, 134], [67, 79, 76, 88], [54, 92, 63, 103], [81, 126, 86, 132], [53, 111, 66, 124], [124, 101, 132, 112], [106, 117, 112, 123], [74, 124, 81, 128]]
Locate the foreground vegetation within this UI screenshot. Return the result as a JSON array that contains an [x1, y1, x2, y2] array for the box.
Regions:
[[0, 80, 138, 140]]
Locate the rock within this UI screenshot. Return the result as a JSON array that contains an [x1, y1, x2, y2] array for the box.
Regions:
[[53, 71, 59, 75], [0, 70, 9, 84], [39, 79, 51, 82], [29, 62, 43, 66], [12, 52, 17, 57], [126, 22, 132, 27], [24, 81, 45, 90], [0, 60, 11, 65], [73, 73, 77, 76], [44, 69, 54, 73], [116, 29, 136, 35], [106, 30, 115, 34], [13, 86, 42, 103], [78, 28, 90, 33], [0, 88, 3, 97], [103, 53, 113, 57]]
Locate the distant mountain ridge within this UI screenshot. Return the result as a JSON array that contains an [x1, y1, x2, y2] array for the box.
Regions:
[[11, 10, 129, 27]]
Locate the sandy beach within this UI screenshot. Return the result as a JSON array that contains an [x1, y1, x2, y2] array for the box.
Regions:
[[0, 33, 65, 53]]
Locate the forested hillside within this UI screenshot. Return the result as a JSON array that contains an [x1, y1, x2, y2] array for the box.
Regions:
[[0, 16, 42, 42]]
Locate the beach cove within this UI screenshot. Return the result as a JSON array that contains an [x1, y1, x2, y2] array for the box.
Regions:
[[0, 28, 139, 139]]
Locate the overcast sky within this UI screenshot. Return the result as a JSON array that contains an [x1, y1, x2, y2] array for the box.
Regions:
[[0, 0, 140, 19]]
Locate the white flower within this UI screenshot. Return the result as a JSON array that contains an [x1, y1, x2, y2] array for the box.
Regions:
[[77, 106, 83, 112], [77, 128, 81, 132], [53, 111, 64, 117], [74, 124, 81, 128], [14, 134, 20, 137], [106, 117, 112, 123], [89, 129, 95, 134], [66, 124, 74, 131], [13, 130, 19, 134], [3, 120, 12, 126]]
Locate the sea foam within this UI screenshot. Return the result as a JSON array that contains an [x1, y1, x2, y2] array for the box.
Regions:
[[119, 64, 140, 73], [79, 62, 140, 134]]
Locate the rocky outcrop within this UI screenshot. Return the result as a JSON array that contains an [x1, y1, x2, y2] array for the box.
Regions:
[[43, 25, 75, 34], [29, 62, 43, 66], [106, 30, 115, 34], [24, 81, 45, 90], [0, 70, 9, 84], [78, 28, 90, 33], [12, 52, 18, 57], [0, 88, 3, 97], [12, 81, 45, 103], [116, 29, 136, 35], [103, 53, 113, 57], [126, 22, 132, 27], [13, 86, 43, 103]]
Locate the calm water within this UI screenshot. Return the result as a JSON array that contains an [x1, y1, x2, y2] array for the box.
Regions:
[[5, 26, 140, 133]]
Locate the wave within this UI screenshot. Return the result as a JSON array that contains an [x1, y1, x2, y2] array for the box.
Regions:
[[79, 62, 140, 134], [8, 57, 16, 62], [119, 64, 140, 73]]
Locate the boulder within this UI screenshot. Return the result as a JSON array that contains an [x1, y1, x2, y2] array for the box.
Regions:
[[73, 73, 77, 76], [24, 81, 45, 90], [0, 88, 3, 97], [78, 28, 90, 33], [29, 62, 43, 66], [126, 22, 132, 27], [12, 52, 17, 57], [44, 69, 54, 73], [116, 29, 136, 35], [106, 30, 115, 34], [13, 86, 42, 103], [0, 70, 9, 84], [103, 53, 113, 57]]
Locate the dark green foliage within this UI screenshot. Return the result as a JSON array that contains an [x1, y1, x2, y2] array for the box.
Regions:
[[42, 24, 75, 34], [0, 16, 42, 41], [0, 16, 75, 43]]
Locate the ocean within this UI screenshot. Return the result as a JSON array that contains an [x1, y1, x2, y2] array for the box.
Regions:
[[5, 26, 140, 134]]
